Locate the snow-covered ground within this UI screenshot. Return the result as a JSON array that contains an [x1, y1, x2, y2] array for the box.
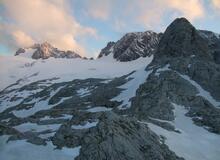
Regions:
[[0, 135, 81, 160], [178, 73, 220, 108], [77, 87, 91, 97], [0, 55, 153, 91], [71, 121, 99, 129], [155, 64, 170, 76], [12, 88, 70, 118], [17, 48, 37, 58], [86, 106, 112, 112], [14, 122, 61, 133], [145, 103, 220, 160], [2, 53, 219, 160], [112, 67, 153, 110]]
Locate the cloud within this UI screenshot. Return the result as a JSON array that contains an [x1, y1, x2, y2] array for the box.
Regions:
[[12, 30, 34, 47], [211, 0, 220, 10], [130, 0, 204, 29], [168, 0, 204, 21], [82, 0, 205, 32], [114, 19, 127, 32], [0, 0, 97, 56], [83, 0, 112, 20]]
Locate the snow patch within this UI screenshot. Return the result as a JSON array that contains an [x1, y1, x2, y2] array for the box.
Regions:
[[40, 114, 72, 121], [13, 122, 61, 133], [86, 106, 112, 113], [178, 73, 220, 108], [77, 87, 91, 97], [0, 135, 81, 160], [155, 64, 170, 76], [18, 48, 36, 58], [13, 86, 69, 118], [112, 66, 153, 110], [146, 103, 220, 160], [71, 121, 98, 129]]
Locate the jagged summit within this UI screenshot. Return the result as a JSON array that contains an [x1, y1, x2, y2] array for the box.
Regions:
[[15, 42, 81, 59], [98, 17, 220, 63], [98, 31, 162, 61], [154, 17, 212, 62]]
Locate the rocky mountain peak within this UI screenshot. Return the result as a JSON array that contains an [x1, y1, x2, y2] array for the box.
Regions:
[[154, 17, 212, 63], [98, 31, 162, 61], [34, 42, 54, 58], [98, 41, 115, 58], [15, 42, 81, 59]]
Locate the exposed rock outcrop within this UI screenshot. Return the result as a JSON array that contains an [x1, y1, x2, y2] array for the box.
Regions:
[[15, 42, 81, 59], [98, 31, 161, 61]]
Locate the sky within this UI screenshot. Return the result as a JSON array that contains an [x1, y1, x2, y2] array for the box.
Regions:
[[0, 0, 220, 57]]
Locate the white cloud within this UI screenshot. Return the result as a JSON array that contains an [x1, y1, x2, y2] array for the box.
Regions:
[[83, 0, 112, 20], [82, 0, 205, 31], [129, 0, 205, 28], [12, 30, 34, 47], [168, 0, 204, 21], [114, 19, 127, 32], [211, 0, 220, 10], [0, 0, 97, 56]]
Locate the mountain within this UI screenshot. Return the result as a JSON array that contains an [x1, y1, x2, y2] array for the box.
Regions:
[[15, 42, 81, 59], [98, 31, 162, 61], [133, 17, 220, 132], [1, 17, 220, 160], [198, 30, 220, 64]]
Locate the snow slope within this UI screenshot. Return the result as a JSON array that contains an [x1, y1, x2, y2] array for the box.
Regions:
[[112, 67, 153, 110], [0, 55, 153, 91], [145, 103, 220, 160], [0, 135, 81, 160]]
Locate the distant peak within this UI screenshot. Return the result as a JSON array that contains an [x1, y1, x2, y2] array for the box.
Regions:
[[41, 41, 52, 47], [15, 41, 82, 59], [98, 30, 161, 61]]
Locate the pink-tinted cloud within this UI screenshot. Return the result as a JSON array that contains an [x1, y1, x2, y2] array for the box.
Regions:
[[0, 0, 97, 56], [12, 30, 34, 47], [212, 0, 220, 10], [128, 0, 205, 29], [83, 0, 112, 20], [83, 0, 205, 31]]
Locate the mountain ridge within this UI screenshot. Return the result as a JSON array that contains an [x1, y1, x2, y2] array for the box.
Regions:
[[1, 17, 220, 160], [15, 42, 82, 59], [98, 31, 162, 61]]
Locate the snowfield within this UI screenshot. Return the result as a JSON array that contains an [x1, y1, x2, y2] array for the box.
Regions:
[[0, 54, 154, 160], [1, 54, 220, 160], [112, 67, 153, 110], [0, 54, 153, 91]]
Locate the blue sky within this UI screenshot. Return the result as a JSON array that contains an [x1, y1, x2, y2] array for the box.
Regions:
[[0, 0, 220, 57]]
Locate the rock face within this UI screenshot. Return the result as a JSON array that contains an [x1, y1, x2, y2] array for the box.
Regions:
[[131, 18, 220, 134], [76, 112, 183, 160], [153, 18, 212, 63], [98, 31, 161, 61], [15, 42, 81, 59], [0, 73, 183, 160], [198, 30, 220, 64]]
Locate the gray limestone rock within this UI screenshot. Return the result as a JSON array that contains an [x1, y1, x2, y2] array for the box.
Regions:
[[98, 31, 161, 61], [15, 42, 82, 59], [76, 112, 183, 160]]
